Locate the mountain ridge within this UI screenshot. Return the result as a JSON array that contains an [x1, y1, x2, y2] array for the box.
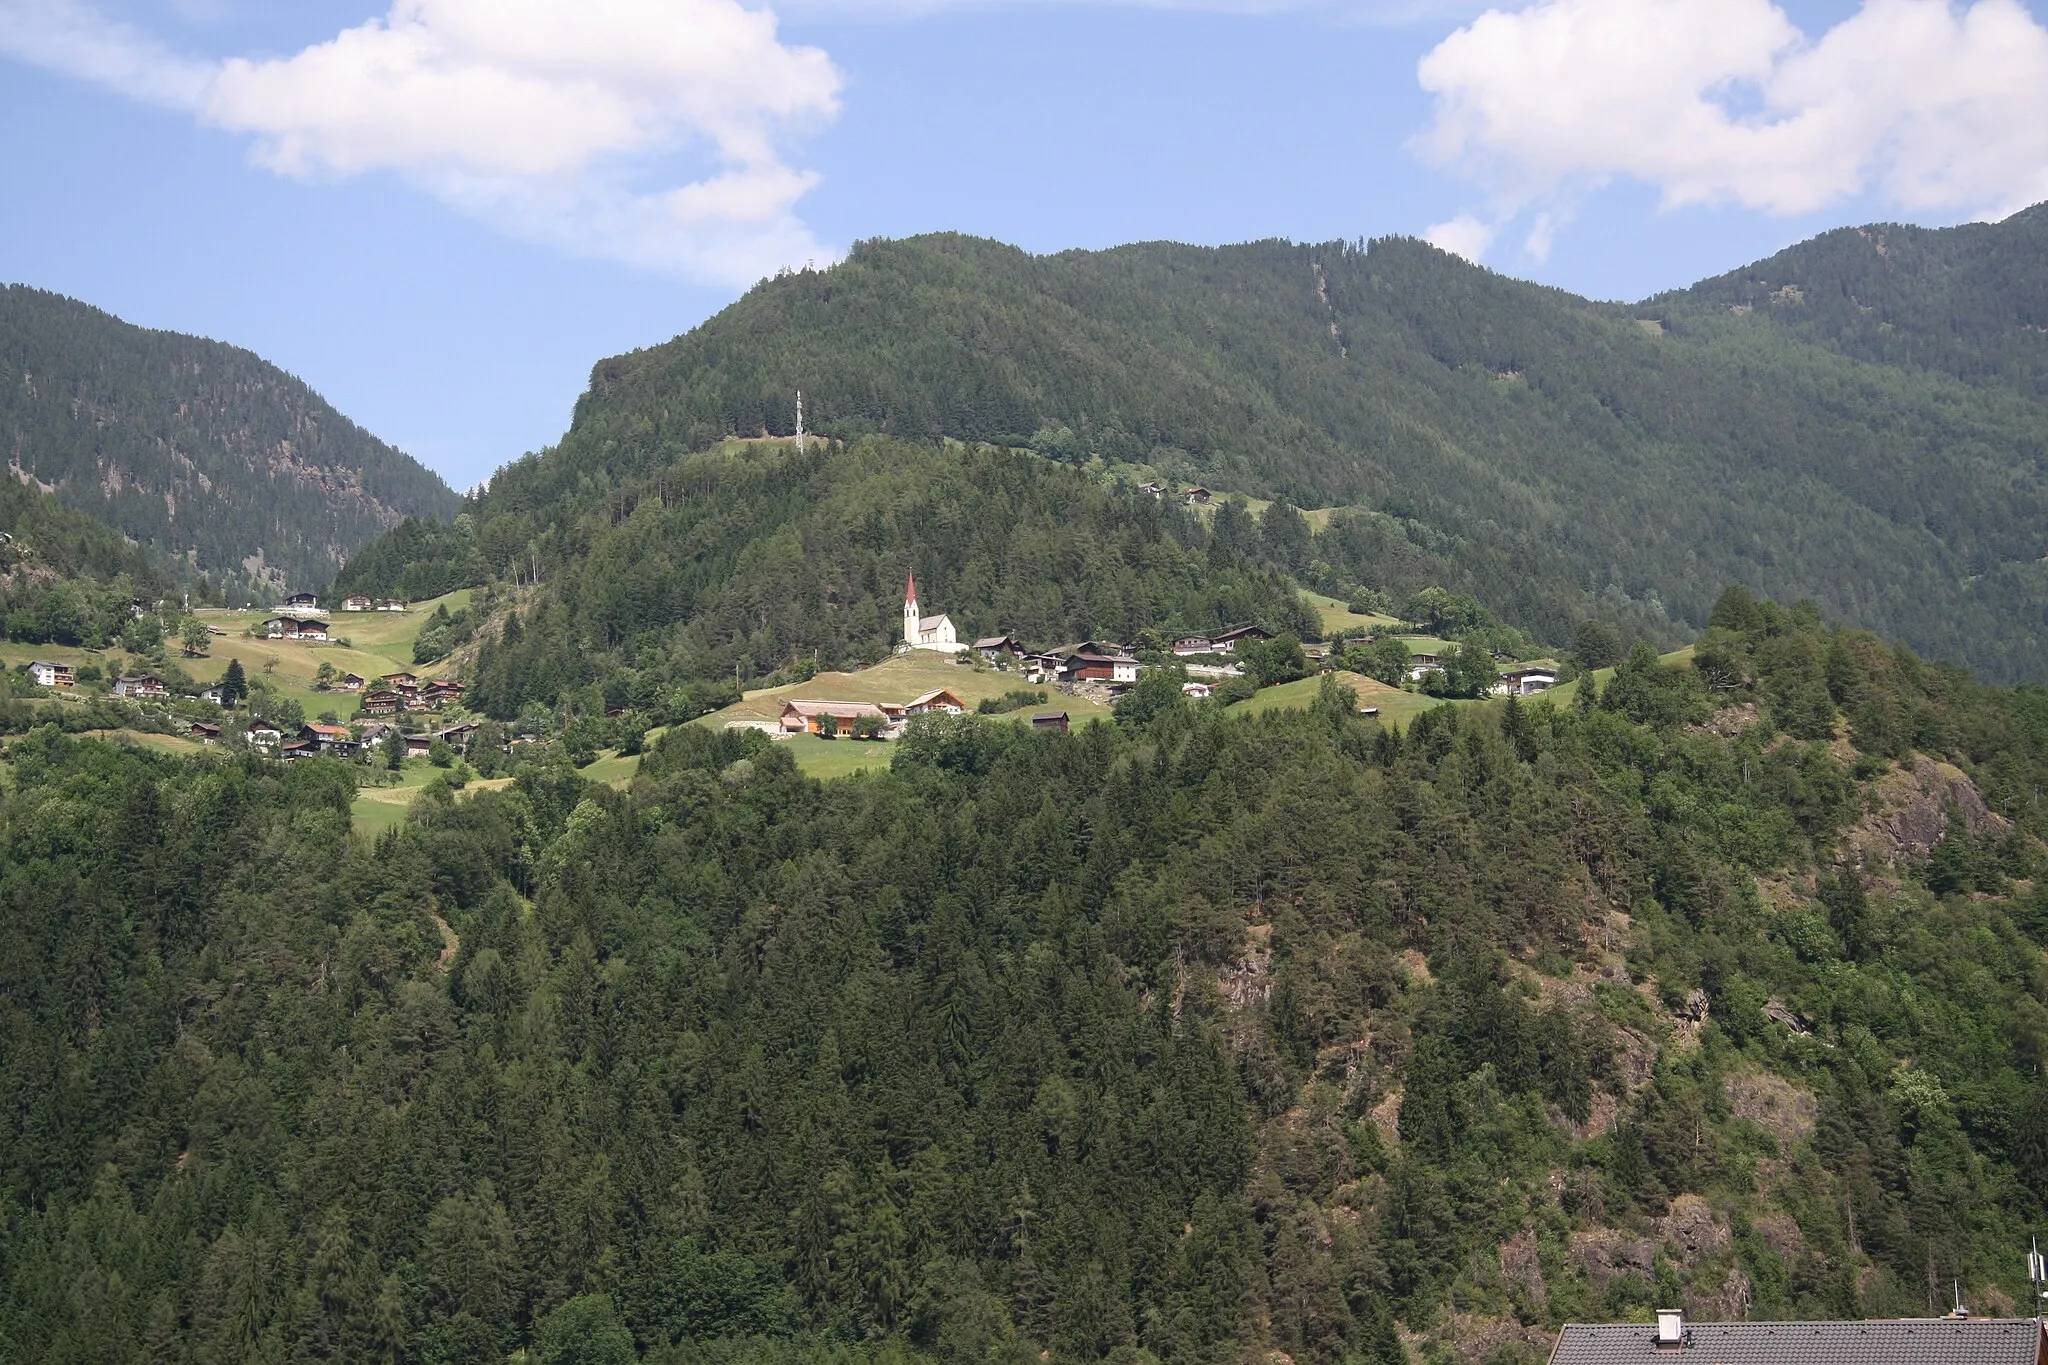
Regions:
[[0, 283, 459, 598], [434, 204, 2048, 680]]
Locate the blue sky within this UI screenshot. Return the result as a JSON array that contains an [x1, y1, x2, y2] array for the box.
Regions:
[[3, 0, 2045, 489]]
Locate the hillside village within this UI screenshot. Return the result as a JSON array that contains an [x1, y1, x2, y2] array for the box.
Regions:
[[718, 570, 1567, 745]]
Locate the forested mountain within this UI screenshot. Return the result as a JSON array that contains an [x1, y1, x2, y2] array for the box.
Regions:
[[1657, 203, 2048, 397], [480, 213, 2048, 680], [4, 596, 2047, 1364], [0, 285, 459, 598]]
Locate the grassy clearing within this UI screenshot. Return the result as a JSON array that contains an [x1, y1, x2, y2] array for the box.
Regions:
[[1540, 646, 1695, 707], [349, 763, 515, 837], [1228, 672, 1462, 727], [1300, 591, 1400, 639], [776, 733, 897, 780], [577, 750, 643, 787], [703, 652, 1113, 727], [78, 729, 207, 757]]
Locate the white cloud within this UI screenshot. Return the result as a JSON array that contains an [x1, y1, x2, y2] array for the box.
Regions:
[[1424, 213, 1497, 260], [0, 0, 211, 103], [1414, 0, 2048, 259], [0, 0, 843, 284]]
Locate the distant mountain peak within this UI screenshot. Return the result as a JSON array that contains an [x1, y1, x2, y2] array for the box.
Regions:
[[0, 284, 458, 596]]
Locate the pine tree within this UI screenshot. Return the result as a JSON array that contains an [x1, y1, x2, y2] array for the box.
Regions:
[[220, 657, 247, 709]]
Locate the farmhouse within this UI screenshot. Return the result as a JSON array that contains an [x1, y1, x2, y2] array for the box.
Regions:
[[341, 596, 374, 612], [300, 723, 355, 757], [1171, 635, 1216, 656], [901, 571, 965, 653], [901, 688, 967, 717], [780, 700, 891, 735], [1548, 1309, 2044, 1365], [359, 689, 404, 716], [418, 680, 464, 710], [190, 721, 221, 743], [1059, 645, 1140, 685], [383, 671, 419, 690], [336, 673, 366, 692], [1405, 651, 1442, 682], [1136, 480, 1167, 499], [436, 722, 480, 753], [404, 734, 434, 758], [1030, 712, 1070, 733], [973, 634, 1025, 663], [263, 613, 330, 641], [29, 661, 74, 688], [379, 599, 408, 612], [246, 723, 282, 748], [1181, 486, 1212, 506], [1181, 681, 1213, 699], [1210, 624, 1272, 653], [1496, 664, 1558, 697], [112, 674, 167, 699], [278, 740, 314, 762], [197, 685, 228, 706], [282, 592, 319, 611]]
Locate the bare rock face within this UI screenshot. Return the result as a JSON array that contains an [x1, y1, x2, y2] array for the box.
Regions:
[[1499, 1227, 1549, 1315], [1723, 1069, 1818, 1154], [1847, 758, 2001, 866], [1658, 1194, 1731, 1261]]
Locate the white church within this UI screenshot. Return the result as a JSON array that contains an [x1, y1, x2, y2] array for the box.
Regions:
[[902, 570, 964, 653]]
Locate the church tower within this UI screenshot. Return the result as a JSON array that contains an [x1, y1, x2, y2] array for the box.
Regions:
[[903, 570, 921, 647]]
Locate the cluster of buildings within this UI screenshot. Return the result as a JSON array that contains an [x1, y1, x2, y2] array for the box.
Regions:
[[188, 717, 480, 762], [355, 672, 464, 715], [776, 687, 967, 738], [1134, 481, 1214, 506], [260, 592, 404, 639]]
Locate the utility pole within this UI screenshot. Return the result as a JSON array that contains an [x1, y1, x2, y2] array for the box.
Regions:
[[795, 390, 805, 455]]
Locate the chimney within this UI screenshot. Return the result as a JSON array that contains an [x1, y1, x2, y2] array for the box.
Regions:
[[1656, 1310, 1684, 1348]]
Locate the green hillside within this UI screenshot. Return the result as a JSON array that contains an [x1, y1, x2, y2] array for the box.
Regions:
[[401, 436, 1321, 721], [1655, 202, 2048, 397], [4, 592, 2048, 1363], [479, 216, 2048, 680], [0, 284, 459, 598]]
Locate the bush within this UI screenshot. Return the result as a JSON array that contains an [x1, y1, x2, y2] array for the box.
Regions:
[[976, 688, 1048, 715]]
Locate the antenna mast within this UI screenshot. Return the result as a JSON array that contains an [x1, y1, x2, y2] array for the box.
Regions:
[[2028, 1239, 2046, 1322], [795, 390, 805, 455]]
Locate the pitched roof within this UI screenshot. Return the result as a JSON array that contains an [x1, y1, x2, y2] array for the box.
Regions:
[[973, 635, 1017, 649], [917, 614, 955, 632], [1548, 1319, 2044, 1365], [782, 700, 889, 720], [303, 723, 351, 738]]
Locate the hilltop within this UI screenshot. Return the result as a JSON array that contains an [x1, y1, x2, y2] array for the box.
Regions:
[[473, 209, 2048, 680], [0, 284, 459, 598]]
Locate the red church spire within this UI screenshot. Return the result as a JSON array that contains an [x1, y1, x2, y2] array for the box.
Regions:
[[906, 569, 917, 606]]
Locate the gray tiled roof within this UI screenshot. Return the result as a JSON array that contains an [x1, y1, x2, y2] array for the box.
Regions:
[[1549, 1319, 2044, 1365]]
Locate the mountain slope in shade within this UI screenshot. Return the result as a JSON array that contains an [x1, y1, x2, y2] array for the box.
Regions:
[[0, 285, 459, 597], [480, 208, 2048, 680]]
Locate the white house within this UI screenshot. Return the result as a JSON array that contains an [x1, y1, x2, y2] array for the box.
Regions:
[[263, 613, 330, 641], [1495, 665, 1558, 697], [341, 595, 374, 612], [901, 571, 964, 653], [1181, 681, 1213, 699], [29, 661, 74, 688]]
